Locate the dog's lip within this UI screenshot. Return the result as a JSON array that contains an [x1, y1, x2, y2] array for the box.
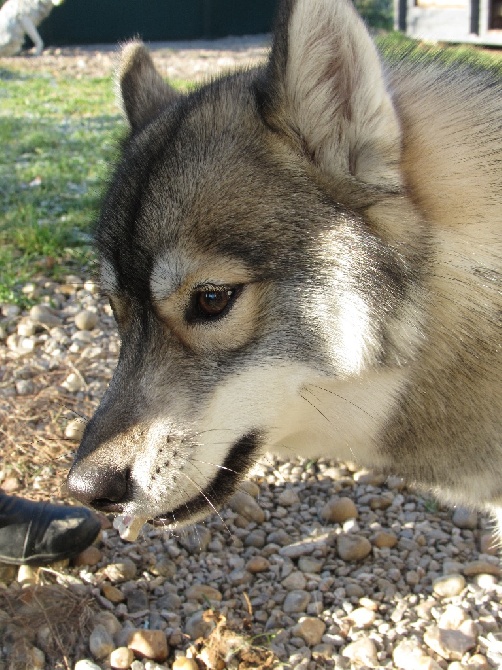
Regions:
[[150, 516, 172, 527], [92, 500, 126, 514], [147, 431, 262, 527]]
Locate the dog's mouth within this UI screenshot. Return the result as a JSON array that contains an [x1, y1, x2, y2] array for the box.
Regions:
[[149, 430, 262, 527]]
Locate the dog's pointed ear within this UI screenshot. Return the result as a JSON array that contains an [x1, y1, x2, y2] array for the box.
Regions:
[[261, 0, 402, 189], [118, 41, 179, 131]]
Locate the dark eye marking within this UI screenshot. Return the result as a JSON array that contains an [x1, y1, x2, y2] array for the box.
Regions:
[[186, 285, 242, 323]]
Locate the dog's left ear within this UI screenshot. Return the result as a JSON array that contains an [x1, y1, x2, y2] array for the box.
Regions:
[[118, 41, 179, 131], [260, 0, 402, 190]]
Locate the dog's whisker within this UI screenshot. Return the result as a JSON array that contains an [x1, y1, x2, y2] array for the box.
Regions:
[[300, 393, 331, 424], [60, 404, 90, 422], [187, 458, 238, 475], [179, 471, 234, 538], [307, 384, 375, 420]]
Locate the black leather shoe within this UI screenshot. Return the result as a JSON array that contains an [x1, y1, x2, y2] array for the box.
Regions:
[[0, 493, 101, 565]]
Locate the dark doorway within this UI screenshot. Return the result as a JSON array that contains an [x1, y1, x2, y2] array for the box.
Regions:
[[489, 0, 502, 28]]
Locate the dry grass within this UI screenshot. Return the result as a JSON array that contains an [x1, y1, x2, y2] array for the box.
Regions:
[[0, 582, 97, 670], [0, 363, 95, 503]]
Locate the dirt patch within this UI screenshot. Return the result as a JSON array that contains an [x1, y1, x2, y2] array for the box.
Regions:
[[0, 34, 270, 80]]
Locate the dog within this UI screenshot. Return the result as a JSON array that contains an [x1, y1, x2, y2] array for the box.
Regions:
[[67, 0, 502, 540], [0, 0, 64, 57]]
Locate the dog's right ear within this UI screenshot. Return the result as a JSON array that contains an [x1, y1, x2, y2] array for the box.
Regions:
[[259, 0, 402, 191], [118, 41, 179, 131]]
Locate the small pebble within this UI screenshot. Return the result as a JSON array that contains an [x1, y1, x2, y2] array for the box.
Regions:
[[101, 582, 126, 603], [127, 589, 149, 613], [228, 491, 265, 523], [74, 661, 102, 670], [346, 606, 376, 628], [178, 525, 211, 553], [127, 630, 169, 662], [62, 372, 84, 393], [186, 584, 222, 602], [337, 534, 372, 561], [89, 624, 114, 659], [452, 507, 478, 530], [424, 623, 476, 660], [103, 558, 137, 583], [433, 574, 466, 598], [30, 304, 62, 328], [65, 418, 86, 441], [75, 309, 98, 331], [185, 610, 216, 639], [282, 571, 307, 590], [239, 480, 260, 497], [373, 530, 398, 548], [479, 532, 498, 555], [292, 617, 326, 646], [94, 611, 122, 636], [278, 487, 300, 506], [246, 556, 270, 573], [172, 659, 199, 670], [283, 590, 310, 613], [110, 646, 134, 669], [438, 605, 467, 630], [320, 496, 358, 523], [72, 545, 102, 567], [342, 637, 379, 665], [463, 560, 500, 576], [17, 564, 36, 585]]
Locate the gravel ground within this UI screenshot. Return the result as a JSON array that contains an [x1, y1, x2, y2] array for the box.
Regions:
[[1, 38, 502, 670]]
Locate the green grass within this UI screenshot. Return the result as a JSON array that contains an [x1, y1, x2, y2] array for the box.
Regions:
[[377, 30, 502, 74], [0, 41, 500, 307], [0, 68, 123, 306]]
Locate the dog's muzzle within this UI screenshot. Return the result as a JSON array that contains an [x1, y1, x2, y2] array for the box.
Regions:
[[67, 431, 262, 523]]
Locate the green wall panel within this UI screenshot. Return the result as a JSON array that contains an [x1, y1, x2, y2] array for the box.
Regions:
[[39, 0, 277, 45]]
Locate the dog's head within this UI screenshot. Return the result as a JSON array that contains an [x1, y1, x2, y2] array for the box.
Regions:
[[67, 0, 415, 527]]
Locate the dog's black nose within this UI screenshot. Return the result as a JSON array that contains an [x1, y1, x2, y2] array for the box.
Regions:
[[67, 463, 129, 512]]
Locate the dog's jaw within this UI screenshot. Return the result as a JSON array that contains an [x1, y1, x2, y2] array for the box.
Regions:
[[148, 431, 262, 526]]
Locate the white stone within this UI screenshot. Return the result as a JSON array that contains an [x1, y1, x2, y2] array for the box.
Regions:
[[438, 605, 467, 630], [75, 309, 98, 331], [65, 418, 86, 441], [74, 661, 102, 670], [433, 574, 466, 598], [62, 372, 84, 393], [110, 646, 134, 669], [342, 637, 379, 665], [17, 564, 36, 585], [393, 640, 426, 669], [347, 606, 376, 628]]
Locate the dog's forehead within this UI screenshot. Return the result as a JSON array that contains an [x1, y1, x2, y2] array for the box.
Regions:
[[96, 75, 335, 296]]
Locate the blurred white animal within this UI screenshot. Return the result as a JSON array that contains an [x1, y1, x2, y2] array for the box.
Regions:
[[0, 0, 63, 56]]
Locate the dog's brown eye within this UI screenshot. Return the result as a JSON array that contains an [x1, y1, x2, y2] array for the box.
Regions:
[[197, 288, 234, 317], [188, 285, 240, 323]]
